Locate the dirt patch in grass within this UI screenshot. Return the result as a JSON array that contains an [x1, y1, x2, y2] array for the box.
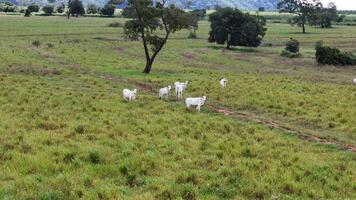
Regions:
[[113, 46, 126, 53], [1, 64, 60, 76], [181, 52, 196, 60], [30, 47, 86, 73], [278, 57, 318, 67], [94, 37, 124, 42]]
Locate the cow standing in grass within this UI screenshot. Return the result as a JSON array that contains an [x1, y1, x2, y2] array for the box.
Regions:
[[186, 96, 207, 111], [123, 89, 137, 101]]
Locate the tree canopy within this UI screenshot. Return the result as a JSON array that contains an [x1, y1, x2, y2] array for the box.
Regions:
[[208, 8, 266, 49], [27, 4, 39, 12], [123, 0, 191, 73], [308, 2, 338, 28], [67, 0, 85, 18], [42, 5, 54, 15], [101, 3, 116, 16]]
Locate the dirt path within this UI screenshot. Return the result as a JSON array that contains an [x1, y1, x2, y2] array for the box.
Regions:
[[206, 104, 356, 152]]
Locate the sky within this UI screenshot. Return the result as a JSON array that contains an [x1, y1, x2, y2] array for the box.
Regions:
[[320, 0, 356, 10]]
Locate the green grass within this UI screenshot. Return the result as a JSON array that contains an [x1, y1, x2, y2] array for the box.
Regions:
[[0, 15, 355, 199]]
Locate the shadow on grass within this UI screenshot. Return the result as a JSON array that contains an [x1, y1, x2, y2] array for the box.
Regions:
[[208, 45, 258, 53]]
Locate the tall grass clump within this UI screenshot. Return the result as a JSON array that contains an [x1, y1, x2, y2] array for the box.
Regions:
[[32, 40, 41, 47], [281, 38, 301, 58]]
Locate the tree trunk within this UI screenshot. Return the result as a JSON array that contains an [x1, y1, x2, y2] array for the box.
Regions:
[[226, 33, 231, 49], [143, 59, 152, 74], [226, 42, 231, 49], [302, 23, 306, 33]]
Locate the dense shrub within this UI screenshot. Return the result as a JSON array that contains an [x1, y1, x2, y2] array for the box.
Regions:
[[208, 8, 266, 49], [101, 3, 115, 16], [28, 4, 39, 12], [280, 49, 302, 58], [315, 41, 356, 65], [32, 40, 41, 47], [285, 38, 300, 53], [87, 4, 99, 14], [281, 38, 301, 58], [42, 5, 54, 15], [67, 0, 85, 18], [0, 2, 17, 12], [24, 9, 31, 17]]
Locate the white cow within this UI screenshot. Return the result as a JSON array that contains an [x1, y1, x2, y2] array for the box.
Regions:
[[175, 84, 184, 98], [220, 78, 228, 88], [175, 81, 188, 90], [159, 85, 171, 99], [185, 96, 207, 111], [123, 89, 137, 101], [175, 81, 188, 98], [353, 78, 356, 84]]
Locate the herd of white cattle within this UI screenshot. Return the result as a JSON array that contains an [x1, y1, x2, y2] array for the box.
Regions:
[[123, 77, 356, 111], [122, 78, 228, 111]]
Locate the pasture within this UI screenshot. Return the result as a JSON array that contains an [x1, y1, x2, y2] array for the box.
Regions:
[[0, 16, 355, 199]]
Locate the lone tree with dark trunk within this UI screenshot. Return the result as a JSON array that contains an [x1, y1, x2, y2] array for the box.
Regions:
[[208, 8, 266, 49], [278, 0, 314, 33], [123, 0, 191, 74]]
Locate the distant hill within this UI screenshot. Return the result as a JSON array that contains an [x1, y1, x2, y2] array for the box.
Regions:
[[167, 0, 279, 10], [6, 0, 279, 11]]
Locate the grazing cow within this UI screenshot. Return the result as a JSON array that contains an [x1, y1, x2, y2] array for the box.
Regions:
[[123, 89, 137, 101], [175, 81, 188, 90], [353, 78, 356, 84], [220, 78, 227, 88], [175, 84, 184, 98], [185, 96, 207, 111], [175, 81, 188, 98], [159, 85, 171, 99]]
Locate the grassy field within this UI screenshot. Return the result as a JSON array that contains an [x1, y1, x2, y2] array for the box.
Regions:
[[0, 16, 355, 199]]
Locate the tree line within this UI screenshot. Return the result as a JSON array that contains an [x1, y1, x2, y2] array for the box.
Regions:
[[0, 0, 122, 17]]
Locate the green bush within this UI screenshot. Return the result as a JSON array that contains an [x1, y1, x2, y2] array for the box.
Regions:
[[280, 49, 302, 58], [24, 9, 31, 17], [315, 41, 356, 65], [32, 40, 41, 47], [0, 2, 17, 12], [285, 38, 300, 53], [101, 3, 115, 16], [281, 38, 301, 58], [28, 4, 39, 12], [42, 5, 54, 16]]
